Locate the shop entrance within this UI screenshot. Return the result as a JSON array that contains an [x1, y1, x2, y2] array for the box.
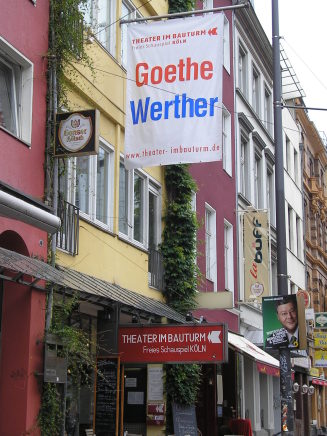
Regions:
[[123, 367, 147, 435]]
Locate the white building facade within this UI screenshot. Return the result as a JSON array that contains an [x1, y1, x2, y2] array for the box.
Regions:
[[234, 4, 278, 435]]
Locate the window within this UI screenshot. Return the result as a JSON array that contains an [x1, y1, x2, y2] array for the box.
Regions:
[[203, 0, 213, 9], [264, 86, 272, 134], [224, 220, 234, 293], [148, 183, 160, 249], [290, 282, 296, 295], [266, 168, 275, 225], [309, 156, 314, 177], [285, 135, 291, 173], [252, 66, 260, 115], [296, 215, 302, 259], [321, 170, 324, 191], [85, 0, 116, 55], [240, 134, 249, 198], [62, 140, 114, 230], [205, 204, 217, 289], [0, 37, 33, 143], [238, 43, 247, 96], [133, 172, 145, 243], [119, 162, 129, 235], [288, 205, 293, 251], [222, 107, 232, 175], [223, 16, 230, 73], [119, 162, 161, 248], [294, 149, 299, 185], [121, 0, 141, 67], [254, 154, 262, 209]]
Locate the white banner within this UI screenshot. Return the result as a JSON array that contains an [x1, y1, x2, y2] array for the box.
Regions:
[[125, 14, 224, 169]]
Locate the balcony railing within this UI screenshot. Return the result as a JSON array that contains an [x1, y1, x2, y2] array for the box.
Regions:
[[57, 198, 79, 256], [148, 248, 164, 290]]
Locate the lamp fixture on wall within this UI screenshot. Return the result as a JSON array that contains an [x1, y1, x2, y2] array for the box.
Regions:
[[301, 384, 308, 394], [292, 382, 299, 393], [308, 385, 315, 395]]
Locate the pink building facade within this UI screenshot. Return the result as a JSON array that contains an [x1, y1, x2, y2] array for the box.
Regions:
[[190, 1, 239, 434], [0, 1, 57, 433]]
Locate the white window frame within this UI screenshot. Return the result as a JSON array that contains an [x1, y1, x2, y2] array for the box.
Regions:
[[119, 160, 161, 249], [254, 152, 262, 209], [266, 167, 275, 226], [223, 15, 230, 73], [203, 0, 213, 9], [121, 0, 141, 68], [264, 85, 272, 134], [238, 42, 248, 97], [85, 0, 116, 56], [252, 65, 260, 115], [296, 215, 302, 260], [222, 106, 232, 176], [287, 205, 293, 252], [205, 203, 217, 290], [148, 182, 161, 250], [240, 133, 249, 198], [62, 138, 115, 232], [285, 135, 291, 173], [294, 148, 299, 185], [0, 36, 33, 144], [224, 219, 234, 294]]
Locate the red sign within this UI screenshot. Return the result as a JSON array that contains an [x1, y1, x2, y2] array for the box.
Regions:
[[118, 324, 227, 363], [256, 362, 280, 377], [148, 404, 165, 415], [147, 414, 165, 425], [297, 289, 310, 309]]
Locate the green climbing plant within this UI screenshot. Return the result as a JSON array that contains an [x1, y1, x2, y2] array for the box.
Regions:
[[38, 383, 63, 435], [162, 164, 202, 434], [38, 294, 95, 435], [49, 0, 92, 107], [161, 1, 202, 433]]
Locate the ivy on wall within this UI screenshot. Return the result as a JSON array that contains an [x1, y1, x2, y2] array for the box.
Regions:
[[169, 0, 195, 13], [38, 295, 95, 435], [161, 164, 198, 314], [49, 0, 90, 107], [40, 1, 94, 433], [161, 0, 201, 432]]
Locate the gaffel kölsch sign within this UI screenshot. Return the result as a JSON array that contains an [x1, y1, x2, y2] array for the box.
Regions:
[[54, 109, 99, 157]]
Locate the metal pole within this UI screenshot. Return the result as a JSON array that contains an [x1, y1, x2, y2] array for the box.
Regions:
[[120, 1, 249, 24], [272, 1, 294, 434]]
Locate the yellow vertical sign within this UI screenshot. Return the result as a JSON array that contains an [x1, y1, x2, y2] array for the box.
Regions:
[[244, 211, 269, 301]]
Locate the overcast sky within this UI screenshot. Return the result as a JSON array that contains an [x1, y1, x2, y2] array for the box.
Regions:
[[253, 0, 327, 142]]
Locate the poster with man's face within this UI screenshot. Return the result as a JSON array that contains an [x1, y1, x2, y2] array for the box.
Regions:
[[263, 295, 299, 350]]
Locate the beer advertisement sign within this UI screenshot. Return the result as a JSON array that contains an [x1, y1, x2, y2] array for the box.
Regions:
[[55, 109, 99, 157], [244, 211, 269, 301]]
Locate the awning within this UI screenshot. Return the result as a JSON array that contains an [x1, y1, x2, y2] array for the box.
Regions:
[[228, 331, 280, 377], [312, 378, 327, 387], [0, 182, 60, 234], [0, 247, 185, 323]]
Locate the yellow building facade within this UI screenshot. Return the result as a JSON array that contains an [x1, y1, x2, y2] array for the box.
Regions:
[[55, 1, 173, 434], [58, 0, 168, 299]]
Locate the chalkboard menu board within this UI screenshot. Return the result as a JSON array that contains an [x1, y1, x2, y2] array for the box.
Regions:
[[94, 357, 120, 436], [172, 403, 198, 436]]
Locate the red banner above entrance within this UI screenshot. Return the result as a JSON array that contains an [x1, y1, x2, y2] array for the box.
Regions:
[[118, 324, 227, 363]]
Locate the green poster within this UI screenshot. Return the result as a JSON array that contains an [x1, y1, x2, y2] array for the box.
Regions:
[[262, 295, 299, 350]]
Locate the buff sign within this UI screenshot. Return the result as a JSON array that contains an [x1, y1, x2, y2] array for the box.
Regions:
[[243, 210, 269, 301], [124, 14, 224, 169]]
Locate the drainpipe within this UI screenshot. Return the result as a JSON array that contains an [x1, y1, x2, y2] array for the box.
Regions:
[[44, 3, 65, 435], [45, 4, 58, 333]]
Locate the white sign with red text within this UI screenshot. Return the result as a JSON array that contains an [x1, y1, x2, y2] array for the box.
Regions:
[[125, 14, 224, 169]]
